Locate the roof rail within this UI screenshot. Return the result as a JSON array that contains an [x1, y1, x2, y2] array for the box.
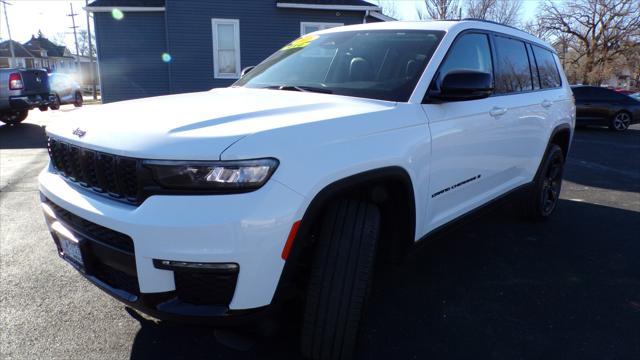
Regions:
[[461, 18, 524, 32]]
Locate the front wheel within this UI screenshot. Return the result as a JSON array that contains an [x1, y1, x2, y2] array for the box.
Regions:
[[301, 199, 380, 360], [609, 111, 631, 131], [73, 92, 83, 107], [520, 144, 565, 220], [0, 110, 28, 125]]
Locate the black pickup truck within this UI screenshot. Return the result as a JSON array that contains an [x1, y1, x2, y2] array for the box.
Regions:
[[0, 68, 54, 125]]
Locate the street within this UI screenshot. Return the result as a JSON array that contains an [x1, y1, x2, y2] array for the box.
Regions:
[[1, 107, 639, 359]]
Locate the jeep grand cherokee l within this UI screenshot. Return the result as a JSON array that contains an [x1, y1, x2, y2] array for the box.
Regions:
[[39, 20, 575, 360]]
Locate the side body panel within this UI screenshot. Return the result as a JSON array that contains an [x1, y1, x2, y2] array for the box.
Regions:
[[220, 103, 433, 240]]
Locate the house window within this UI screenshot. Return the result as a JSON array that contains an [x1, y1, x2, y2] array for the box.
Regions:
[[212, 18, 241, 79], [0, 58, 9, 68], [25, 58, 34, 68], [300, 22, 343, 36]]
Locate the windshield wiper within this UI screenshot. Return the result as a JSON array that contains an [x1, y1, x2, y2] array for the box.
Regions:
[[263, 85, 333, 94]]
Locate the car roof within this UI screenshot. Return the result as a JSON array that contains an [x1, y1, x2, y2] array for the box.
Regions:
[[318, 19, 555, 52]]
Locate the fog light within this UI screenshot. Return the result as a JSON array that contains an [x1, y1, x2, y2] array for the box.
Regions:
[[153, 259, 239, 273]]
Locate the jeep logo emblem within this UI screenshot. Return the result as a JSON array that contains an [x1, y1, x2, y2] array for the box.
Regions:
[[72, 128, 86, 138]]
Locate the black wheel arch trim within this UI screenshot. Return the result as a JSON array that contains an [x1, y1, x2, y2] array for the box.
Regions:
[[271, 166, 416, 304], [532, 123, 571, 185]]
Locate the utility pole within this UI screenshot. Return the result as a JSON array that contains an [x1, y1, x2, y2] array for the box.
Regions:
[[67, 3, 80, 68], [1, 1, 15, 68], [85, 0, 96, 99]]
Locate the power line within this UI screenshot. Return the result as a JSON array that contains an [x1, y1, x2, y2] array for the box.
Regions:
[[1, 0, 16, 66], [67, 2, 80, 66]]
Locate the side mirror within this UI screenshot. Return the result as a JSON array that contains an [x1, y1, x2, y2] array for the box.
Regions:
[[241, 66, 255, 78], [431, 70, 493, 101]]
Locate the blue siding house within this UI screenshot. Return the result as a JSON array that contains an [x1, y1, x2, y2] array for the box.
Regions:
[[86, 0, 392, 103]]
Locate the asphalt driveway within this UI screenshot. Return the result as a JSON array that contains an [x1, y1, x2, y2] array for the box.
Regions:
[[1, 108, 639, 359]]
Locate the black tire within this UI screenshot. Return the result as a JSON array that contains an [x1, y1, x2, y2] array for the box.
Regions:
[[609, 111, 631, 131], [0, 110, 28, 125], [521, 144, 565, 220], [301, 199, 380, 360], [39, 105, 48, 112], [74, 92, 83, 107], [50, 95, 61, 110]]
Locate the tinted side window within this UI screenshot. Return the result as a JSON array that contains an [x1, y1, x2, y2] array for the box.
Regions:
[[526, 44, 541, 90], [532, 46, 561, 88], [571, 87, 592, 100], [592, 87, 625, 101], [494, 36, 533, 94], [435, 33, 493, 86]]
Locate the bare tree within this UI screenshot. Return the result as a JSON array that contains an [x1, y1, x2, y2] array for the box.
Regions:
[[465, 0, 522, 26], [523, 18, 552, 41], [77, 29, 96, 57], [538, 0, 640, 85], [417, 0, 460, 20], [465, 0, 495, 19], [51, 32, 67, 47], [490, 0, 522, 26]]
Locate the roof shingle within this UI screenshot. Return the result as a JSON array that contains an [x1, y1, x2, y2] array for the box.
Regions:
[[0, 40, 36, 58]]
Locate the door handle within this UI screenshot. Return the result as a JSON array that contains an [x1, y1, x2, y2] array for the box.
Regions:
[[541, 100, 553, 108], [489, 107, 508, 117]]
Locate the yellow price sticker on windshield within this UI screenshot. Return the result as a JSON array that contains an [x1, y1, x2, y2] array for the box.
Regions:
[[281, 34, 318, 51]]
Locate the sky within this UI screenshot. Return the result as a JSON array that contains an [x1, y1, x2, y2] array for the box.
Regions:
[[0, 0, 91, 46], [0, 0, 542, 50], [380, 0, 541, 21]]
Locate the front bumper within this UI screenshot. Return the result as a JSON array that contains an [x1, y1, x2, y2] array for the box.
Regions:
[[9, 93, 55, 110], [39, 164, 305, 320]]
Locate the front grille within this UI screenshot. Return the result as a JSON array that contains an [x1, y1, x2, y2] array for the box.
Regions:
[[44, 197, 134, 253], [174, 270, 238, 306], [48, 138, 142, 205], [43, 196, 139, 295], [92, 261, 140, 296]]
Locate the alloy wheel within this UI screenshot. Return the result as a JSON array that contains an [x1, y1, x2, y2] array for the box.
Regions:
[[612, 112, 631, 131], [540, 155, 563, 215]]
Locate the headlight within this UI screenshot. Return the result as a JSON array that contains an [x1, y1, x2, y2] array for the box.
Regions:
[[143, 158, 279, 191]]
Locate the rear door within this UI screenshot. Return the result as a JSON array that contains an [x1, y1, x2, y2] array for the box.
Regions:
[[572, 87, 597, 121]]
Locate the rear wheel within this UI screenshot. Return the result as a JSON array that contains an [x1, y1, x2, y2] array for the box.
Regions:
[[301, 199, 380, 360], [520, 144, 565, 220], [0, 110, 28, 125], [74, 92, 83, 107], [50, 95, 61, 110], [609, 111, 631, 131]]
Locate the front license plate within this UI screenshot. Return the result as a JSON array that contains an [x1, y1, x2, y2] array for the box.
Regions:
[[59, 235, 84, 267]]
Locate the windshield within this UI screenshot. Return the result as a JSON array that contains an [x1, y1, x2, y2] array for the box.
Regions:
[[234, 30, 445, 102]]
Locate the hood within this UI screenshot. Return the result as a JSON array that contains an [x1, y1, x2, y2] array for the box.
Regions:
[[46, 87, 395, 160]]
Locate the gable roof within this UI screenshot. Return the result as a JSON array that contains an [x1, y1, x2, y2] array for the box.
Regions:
[[276, 0, 381, 11], [23, 34, 73, 58], [0, 40, 36, 58], [368, 11, 395, 21]]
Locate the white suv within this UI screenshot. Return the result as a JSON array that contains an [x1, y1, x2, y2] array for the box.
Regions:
[[39, 20, 574, 359]]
